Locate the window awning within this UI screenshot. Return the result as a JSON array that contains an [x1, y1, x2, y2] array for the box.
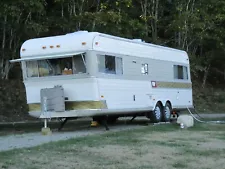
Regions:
[[10, 51, 85, 63]]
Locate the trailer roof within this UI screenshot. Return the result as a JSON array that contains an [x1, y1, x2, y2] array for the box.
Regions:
[[11, 31, 189, 64]]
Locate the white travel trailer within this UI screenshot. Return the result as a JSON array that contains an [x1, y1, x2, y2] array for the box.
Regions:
[[10, 31, 193, 128]]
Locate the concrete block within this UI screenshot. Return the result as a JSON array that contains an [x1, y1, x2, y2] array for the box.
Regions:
[[41, 127, 52, 135]]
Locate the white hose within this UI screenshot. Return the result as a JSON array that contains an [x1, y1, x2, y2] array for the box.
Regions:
[[186, 107, 225, 124]]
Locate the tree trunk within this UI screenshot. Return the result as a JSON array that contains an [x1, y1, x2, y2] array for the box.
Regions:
[[61, 3, 64, 17], [202, 64, 211, 89], [92, 0, 100, 31], [3, 60, 12, 80], [140, 0, 148, 37], [1, 15, 7, 79], [151, 0, 159, 43]]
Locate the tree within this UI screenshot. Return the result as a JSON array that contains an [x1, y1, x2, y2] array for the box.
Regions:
[[0, 0, 47, 79]]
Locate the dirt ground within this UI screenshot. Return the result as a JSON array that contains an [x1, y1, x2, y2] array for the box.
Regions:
[[0, 121, 225, 169]]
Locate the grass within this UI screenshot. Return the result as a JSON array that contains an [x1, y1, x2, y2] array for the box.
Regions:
[[1, 122, 225, 169], [172, 161, 187, 168], [193, 87, 225, 113]]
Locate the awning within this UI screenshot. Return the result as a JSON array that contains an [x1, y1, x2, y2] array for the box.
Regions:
[[10, 51, 85, 63]]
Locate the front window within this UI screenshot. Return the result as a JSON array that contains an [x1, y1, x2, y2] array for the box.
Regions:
[[26, 54, 86, 78]]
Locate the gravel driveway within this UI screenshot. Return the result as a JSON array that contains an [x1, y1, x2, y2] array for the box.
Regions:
[[1, 113, 225, 152], [0, 123, 145, 152]]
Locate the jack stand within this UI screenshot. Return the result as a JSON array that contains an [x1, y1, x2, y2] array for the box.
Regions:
[[41, 119, 52, 135], [130, 115, 137, 122], [41, 97, 52, 135], [58, 118, 69, 131], [102, 118, 109, 131], [58, 117, 77, 131]]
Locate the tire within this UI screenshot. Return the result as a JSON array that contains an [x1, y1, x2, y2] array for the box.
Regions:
[[150, 102, 163, 123], [163, 102, 172, 122]]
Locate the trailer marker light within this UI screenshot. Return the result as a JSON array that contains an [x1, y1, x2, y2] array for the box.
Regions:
[[56, 45, 60, 48], [151, 81, 157, 88], [50, 46, 54, 48], [82, 42, 86, 45], [95, 42, 99, 45], [22, 48, 26, 51], [42, 46, 46, 49], [101, 95, 104, 98]]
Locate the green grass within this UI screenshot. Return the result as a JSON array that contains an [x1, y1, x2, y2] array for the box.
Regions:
[[172, 161, 187, 168], [184, 148, 225, 157], [188, 122, 225, 131], [1, 123, 225, 169]]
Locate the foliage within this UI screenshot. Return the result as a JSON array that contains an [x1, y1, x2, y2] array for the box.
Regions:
[[0, 0, 224, 86]]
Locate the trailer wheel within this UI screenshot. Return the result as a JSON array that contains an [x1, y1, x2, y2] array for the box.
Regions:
[[150, 102, 163, 123], [163, 102, 172, 122]]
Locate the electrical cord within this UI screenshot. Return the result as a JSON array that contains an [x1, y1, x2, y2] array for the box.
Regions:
[[186, 107, 225, 124], [191, 108, 205, 119]]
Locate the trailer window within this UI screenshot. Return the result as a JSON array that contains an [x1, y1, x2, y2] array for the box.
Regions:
[[26, 54, 86, 78], [98, 55, 123, 75], [174, 65, 188, 80], [105, 55, 115, 74], [26, 61, 39, 77], [73, 54, 86, 74], [49, 57, 73, 75]]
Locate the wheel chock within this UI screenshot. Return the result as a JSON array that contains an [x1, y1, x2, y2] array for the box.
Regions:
[[90, 121, 99, 127]]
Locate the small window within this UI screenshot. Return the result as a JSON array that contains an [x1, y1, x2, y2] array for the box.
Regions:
[[98, 55, 123, 75], [141, 63, 148, 75], [174, 65, 188, 80]]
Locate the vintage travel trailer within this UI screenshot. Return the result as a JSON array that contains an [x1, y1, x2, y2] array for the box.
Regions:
[[10, 31, 193, 128]]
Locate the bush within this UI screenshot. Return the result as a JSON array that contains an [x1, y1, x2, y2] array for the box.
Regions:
[[0, 80, 33, 122]]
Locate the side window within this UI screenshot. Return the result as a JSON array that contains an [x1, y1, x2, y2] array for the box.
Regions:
[[115, 57, 123, 75], [174, 65, 188, 80], [73, 54, 86, 74], [141, 63, 148, 75], [105, 55, 116, 74], [98, 55, 123, 75], [98, 55, 106, 73]]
